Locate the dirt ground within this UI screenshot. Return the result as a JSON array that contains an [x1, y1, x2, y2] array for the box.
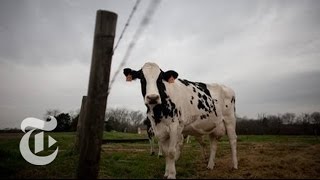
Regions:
[[102, 141, 320, 179]]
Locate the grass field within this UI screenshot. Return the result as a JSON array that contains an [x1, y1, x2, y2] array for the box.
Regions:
[[0, 131, 319, 179]]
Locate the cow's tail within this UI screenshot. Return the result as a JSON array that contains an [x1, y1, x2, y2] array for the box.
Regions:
[[231, 95, 236, 113]]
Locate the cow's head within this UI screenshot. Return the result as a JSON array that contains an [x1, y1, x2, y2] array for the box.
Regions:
[[123, 62, 178, 106]]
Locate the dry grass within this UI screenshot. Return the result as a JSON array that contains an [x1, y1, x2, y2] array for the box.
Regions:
[[100, 136, 320, 179], [191, 142, 320, 179]]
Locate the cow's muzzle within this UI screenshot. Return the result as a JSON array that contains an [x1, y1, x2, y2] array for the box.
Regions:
[[146, 94, 160, 105]]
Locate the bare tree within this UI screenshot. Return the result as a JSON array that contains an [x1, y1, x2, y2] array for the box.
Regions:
[[128, 110, 145, 126], [311, 112, 320, 137], [281, 113, 296, 124], [104, 108, 145, 133], [44, 109, 61, 120]]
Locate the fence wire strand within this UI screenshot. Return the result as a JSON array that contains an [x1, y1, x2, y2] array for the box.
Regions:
[[112, 0, 141, 53], [108, 0, 162, 94]]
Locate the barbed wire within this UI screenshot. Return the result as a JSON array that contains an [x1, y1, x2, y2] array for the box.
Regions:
[[112, 0, 141, 53], [108, 0, 162, 94]]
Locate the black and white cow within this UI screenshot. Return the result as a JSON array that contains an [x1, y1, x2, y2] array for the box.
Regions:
[[124, 62, 237, 179], [143, 117, 163, 157]]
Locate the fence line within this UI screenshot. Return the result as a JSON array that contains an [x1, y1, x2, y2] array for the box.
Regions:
[[108, 0, 162, 94], [112, 0, 141, 53]]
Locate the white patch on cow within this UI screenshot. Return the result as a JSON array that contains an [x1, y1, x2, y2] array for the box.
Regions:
[[142, 62, 162, 104]]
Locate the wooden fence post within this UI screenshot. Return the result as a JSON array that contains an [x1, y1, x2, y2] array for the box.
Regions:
[[77, 10, 117, 179], [74, 96, 87, 152]]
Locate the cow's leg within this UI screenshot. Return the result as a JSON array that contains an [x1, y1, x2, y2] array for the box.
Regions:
[[164, 122, 179, 179], [207, 134, 218, 170], [158, 141, 163, 157], [225, 117, 238, 169], [174, 133, 184, 161], [161, 140, 169, 178], [186, 135, 191, 143], [149, 136, 155, 155], [160, 136, 176, 179], [195, 136, 207, 162]]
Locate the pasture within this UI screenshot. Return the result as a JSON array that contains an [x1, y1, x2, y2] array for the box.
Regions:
[[0, 132, 319, 179]]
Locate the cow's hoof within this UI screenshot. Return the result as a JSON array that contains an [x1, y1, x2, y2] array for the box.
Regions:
[[158, 155, 163, 158], [150, 152, 155, 156], [207, 164, 214, 170], [167, 175, 176, 179], [232, 166, 238, 170]]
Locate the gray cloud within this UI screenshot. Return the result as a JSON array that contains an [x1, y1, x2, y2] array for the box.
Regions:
[[1, 0, 320, 128]]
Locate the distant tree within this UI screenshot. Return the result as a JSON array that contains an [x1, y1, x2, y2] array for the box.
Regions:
[[54, 113, 72, 132], [104, 108, 145, 133], [266, 115, 282, 134], [127, 110, 146, 132], [44, 109, 61, 119], [311, 112, 320, 136], [281, 113, 296, 124], [70, 114, 79, 131]]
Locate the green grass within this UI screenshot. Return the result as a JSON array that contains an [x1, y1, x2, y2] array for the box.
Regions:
[[103, 131, 147, 139], [0, 132, 319, 179]]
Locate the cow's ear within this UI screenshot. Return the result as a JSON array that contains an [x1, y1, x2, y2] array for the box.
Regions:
[[164, 70, 178, 83], [123, 68, 141, 81]]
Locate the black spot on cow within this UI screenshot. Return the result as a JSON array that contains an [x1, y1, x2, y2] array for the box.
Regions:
[[196, 82, 212, 98], [143, 118, 154, 140], [226, 105, 228, 108], [140, 71, 147, 97], [197, 99, 208, 112], [204, 98, 210, 109], [178, 79, 190, 86], [191, 96, 194, 100], [152, 104, 162, 124], [210, 100, 218, 117], [190, 100, 193, 104], [203, 95, 207, 101], [200, 114, 207, 120], [198, 93, 201, 98], [179, 79, 213, 99], [149, 72, 178, 124]]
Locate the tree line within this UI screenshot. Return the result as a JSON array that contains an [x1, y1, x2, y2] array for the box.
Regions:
[[42, 108, 146, 133], [45, 109, 320, 136], [1, 108, 319, 136], [236, 112, 320, 135]]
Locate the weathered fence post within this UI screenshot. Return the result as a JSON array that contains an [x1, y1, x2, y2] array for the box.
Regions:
[[77, 10, 117, 179], [74, 96, 87, 152]]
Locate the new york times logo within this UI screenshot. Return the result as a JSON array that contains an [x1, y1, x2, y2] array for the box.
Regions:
[[19, 116, 59, 165]]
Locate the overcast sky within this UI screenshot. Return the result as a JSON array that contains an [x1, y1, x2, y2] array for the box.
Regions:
[[1, 0, 320, 129]]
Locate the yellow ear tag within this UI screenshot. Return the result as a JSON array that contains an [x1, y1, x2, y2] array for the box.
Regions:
[[126, 74, 133, 82], [168, 76, 175, 83]]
